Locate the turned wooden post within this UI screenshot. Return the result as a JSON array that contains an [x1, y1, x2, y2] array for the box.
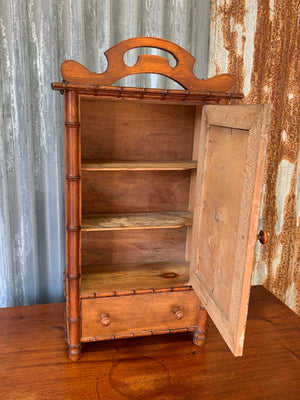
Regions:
[[64, 90, 81, 361], [193, 300, 208, 346]]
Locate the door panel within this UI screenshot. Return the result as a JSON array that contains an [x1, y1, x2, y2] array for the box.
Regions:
[[190, 105, 270, 356]]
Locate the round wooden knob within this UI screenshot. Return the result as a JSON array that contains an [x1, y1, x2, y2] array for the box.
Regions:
[[257, 230, 268, 245], [173, 307, 184, 320], [100, 313, 111, 326]]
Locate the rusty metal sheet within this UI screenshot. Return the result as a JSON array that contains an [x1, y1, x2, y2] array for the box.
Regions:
[[209, 0, 300, 314]]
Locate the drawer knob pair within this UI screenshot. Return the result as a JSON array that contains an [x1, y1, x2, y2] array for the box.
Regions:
[[100, 308, 184, 325], [173, 307, 184, 320], [100, 313, 111, 326]]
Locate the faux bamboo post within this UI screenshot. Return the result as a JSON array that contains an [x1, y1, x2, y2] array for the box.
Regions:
[[193, 300, 208, 346], [64, 90, 81, 361]]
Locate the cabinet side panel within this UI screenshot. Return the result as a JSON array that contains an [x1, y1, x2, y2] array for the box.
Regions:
[[186, 105, 203, 262]]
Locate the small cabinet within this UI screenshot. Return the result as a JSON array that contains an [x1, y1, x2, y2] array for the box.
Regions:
[[52, 37, 269, 361]]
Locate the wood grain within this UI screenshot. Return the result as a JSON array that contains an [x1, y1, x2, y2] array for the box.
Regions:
[[186, 105, 203, 262], [81, 170, 192, 213], [194, 126, 249, 316], [203, 104, 264, 130], [81, 160, 198, 171], [81, 227, 188, 266], [64, 90, 81, 361], [52, 38, 249, 363], [80, 98, 196, 162], [52, 83, 244, 102], [190, 105, 270, 356], [80, 261, 190, 297], [1, 287, 299, 400], [81, 211, 193, 231], [81, 291, 198, 339], [61, 37, 234, 91]]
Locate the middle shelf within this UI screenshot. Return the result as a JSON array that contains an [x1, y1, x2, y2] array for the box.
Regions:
[[81, 211, 193, 231]]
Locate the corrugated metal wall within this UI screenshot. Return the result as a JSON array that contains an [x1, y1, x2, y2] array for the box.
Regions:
[[2, 0, 298, 314], [209, 0, 300, 315], [0, 0, 210, 307]]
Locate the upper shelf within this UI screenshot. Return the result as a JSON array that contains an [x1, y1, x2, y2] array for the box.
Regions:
[[81, 211, 193, 231], [81, 160, 198, 171]]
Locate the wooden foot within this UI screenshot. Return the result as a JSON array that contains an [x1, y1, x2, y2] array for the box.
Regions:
[[68, 345, 81, 362], [193, 301, 208, 347]]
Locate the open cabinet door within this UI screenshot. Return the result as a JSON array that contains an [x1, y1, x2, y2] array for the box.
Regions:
[[190, 104, 270, 356]]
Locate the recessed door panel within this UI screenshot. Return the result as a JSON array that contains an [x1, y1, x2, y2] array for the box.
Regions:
[[190, 105, 270, 356]]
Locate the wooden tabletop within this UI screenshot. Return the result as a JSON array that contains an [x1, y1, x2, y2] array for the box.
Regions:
[[0, 285, 299, 400]]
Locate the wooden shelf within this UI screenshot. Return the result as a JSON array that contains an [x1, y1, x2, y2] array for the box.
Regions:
[[81, 160, 198, 171], [80, 261, 191, 298], [81, 211, 193, 231]]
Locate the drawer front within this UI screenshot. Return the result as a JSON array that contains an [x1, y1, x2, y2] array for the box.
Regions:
[[81, 290, 198, 341]]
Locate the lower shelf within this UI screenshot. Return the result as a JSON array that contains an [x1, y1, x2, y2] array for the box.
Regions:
[[80, 261, 190, 299]]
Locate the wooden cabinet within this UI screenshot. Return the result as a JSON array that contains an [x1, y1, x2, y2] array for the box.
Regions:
[[52, 37, 270, 361]]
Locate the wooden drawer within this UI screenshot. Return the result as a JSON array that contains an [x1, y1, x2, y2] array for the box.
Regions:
[[81, 290, 198, 341]]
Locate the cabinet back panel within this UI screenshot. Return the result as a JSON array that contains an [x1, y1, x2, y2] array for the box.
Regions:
[[80, 98, 196, 161], [81, 170, 191, 213], [81, 228, 187, 266]]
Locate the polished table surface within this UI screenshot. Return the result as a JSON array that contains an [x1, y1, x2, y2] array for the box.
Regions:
[[0, 286, 299, 400]]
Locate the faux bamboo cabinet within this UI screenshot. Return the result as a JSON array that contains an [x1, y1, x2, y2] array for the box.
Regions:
[[52, 38, 270, 361]]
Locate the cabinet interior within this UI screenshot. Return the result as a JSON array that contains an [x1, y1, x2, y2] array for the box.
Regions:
[[79, 97, 201, 297]]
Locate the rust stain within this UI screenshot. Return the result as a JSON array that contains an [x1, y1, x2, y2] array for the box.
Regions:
[[216, 0, 246, 91], [210, 0, 300, 314]]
